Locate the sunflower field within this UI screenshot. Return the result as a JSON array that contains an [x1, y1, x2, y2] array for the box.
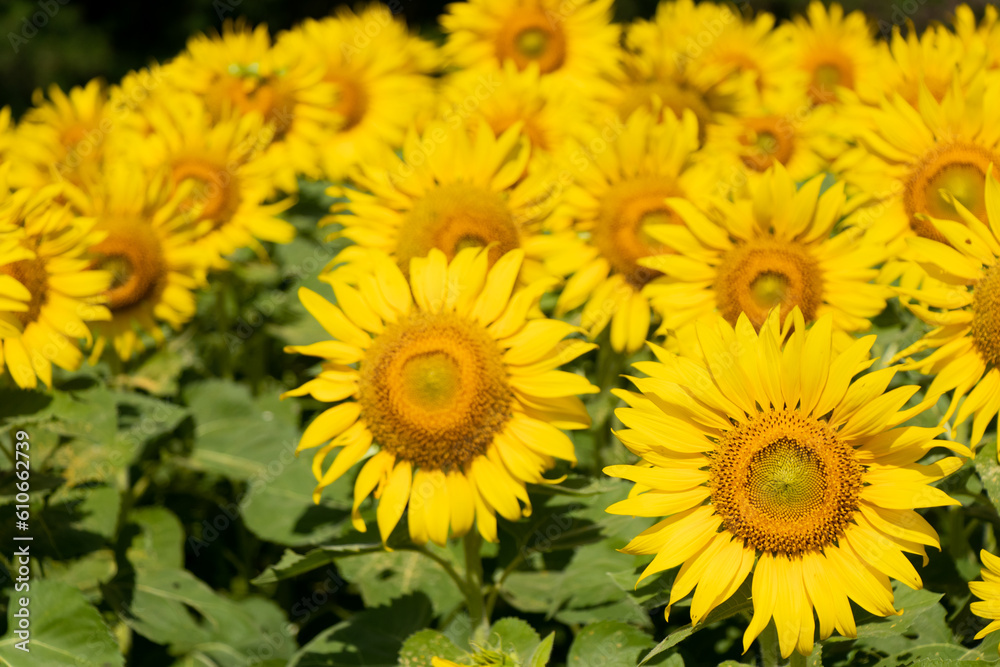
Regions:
[[4, 0, 1000, 665]]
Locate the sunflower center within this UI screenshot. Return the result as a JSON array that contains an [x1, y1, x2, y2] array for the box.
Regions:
[[171, 157, 241, 223], [397, 184, 521, 274], [904, 142, 998, 242], [740, 117, 795, 172], [0, 259, 48, 326], [971, 263, 1000, 369], [808, 59, 854, 104], [359, 311, 514, 471], [711, 409, 862, 555], [496, 10, 566, 74], [331, 75, 369, 131], [211, 72, 295, 140], [594, 177, 679, 289], [715, 239, 823, 329], [89, 220, 167, 312]]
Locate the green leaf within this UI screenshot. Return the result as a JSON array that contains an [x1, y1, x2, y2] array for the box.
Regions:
[[397, 629, 465, 667], [0, 386, 52, 422], [872, 643, 967, 666], [124, 566, 294, 664], [251, 544, 382, 585], [526, 633, 555, 667], [336, 547, 465, 617], [291, 594, 434, 667], [489, 617, 541, 662], [43, 548, 117, 600], [0, 579, 123, 667], [126, 507, 186, 570], [974, 439, 1000, 510], [184, 379, 351, 546], [567, 621, 654, 667]]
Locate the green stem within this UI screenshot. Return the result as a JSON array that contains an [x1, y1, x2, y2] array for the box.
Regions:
[[758, 621, 781, 667], [484, 549, 525, 619], [463, 531, 486, 631], [789, 650, 808, 667], [406, 545, 468, 600]]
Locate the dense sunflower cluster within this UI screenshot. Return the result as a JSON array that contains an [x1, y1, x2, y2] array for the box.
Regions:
[[6, 0, 1000, 660]]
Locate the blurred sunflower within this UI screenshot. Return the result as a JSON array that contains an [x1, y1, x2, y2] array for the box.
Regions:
[[439, 61, 595, 166], [325, 120, 578, 285], [8, 80, 118, 189], [166, 21, 337, 193], [788, 2, 891, 106], [441, 0, 619, 88], [954, 4, 1000, 71], [643, 166, 890, 345], [619, 1, 802, 128], [606, 309, 963, 658], [138, 92, 294, 266], [892, 166, 1000, 449], [552, 107, 720, 354], [276, 4, 438, 182], [704, 99, 844, 192], [65, 165, 212, 361], [970, 549, 1000, 650], [883, 22, 986, 108], [838, 73, 1000, 244], [284, 247, 597, 545], [0, 183, 111, 388]]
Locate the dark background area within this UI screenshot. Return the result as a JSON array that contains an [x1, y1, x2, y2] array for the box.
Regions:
[[0, 0, 986, 117]]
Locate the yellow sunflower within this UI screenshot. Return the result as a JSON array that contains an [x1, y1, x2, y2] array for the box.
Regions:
[[970, 549, 1000, 651], [137, 92, 294, 266], [63, 164, 213, 361], [954, 4, 1000, 71], [704, 98, 845, 193], [788, 2, 892, 106], [441, 0, 620, 89], [439, 61, 598, 166], [837, 72, 1000, 245], [618, 1, 803, 128], [276, 4, 439, 182], [642, 165, 891, 347], [324, 119, 578, 286], [8, 80, 116, 189], [553, 107, 725, 354], [606, 308, 964, 658], [284, 247, 597, 545], [892, 165, 1000, 449], [165, 21, 337, 193], [0, 183, 111, 388], [883, 22, 986, 108]]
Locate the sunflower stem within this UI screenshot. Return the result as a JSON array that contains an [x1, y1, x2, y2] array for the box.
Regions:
[[463, 531, 487, 632], [789, 650, 808, 667], [758, 621, 782, 667]]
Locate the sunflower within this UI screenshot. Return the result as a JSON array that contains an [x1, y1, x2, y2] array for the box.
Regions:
[[441, 0, 620, 89], [785, 2, 891, 106], [165, 21, 337, 193], [554, 107, 725, 354], [642, 165, 890, 347], [64, 164, 213, 361], [954, 4, 1000, 71], [970, 549, 1000, 651], [618, 0, 802, 128], [883, 22, 986, 108], [892, 165, 1000, 449], [439, 61, 598, 166], [606, 308, 964, 658], [324, 119, 578, 286], [137, 92, 294, 266], [0, 183, 111, 388], [8, 80, 116, 189], [276, 4, 439, 182], [284, 247, 597, 545], [703, 98, 844, 192], [837, 73, 1000, 245]]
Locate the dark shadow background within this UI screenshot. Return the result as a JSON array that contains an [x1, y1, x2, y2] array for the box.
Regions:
[[0, 0, 986, 117]]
